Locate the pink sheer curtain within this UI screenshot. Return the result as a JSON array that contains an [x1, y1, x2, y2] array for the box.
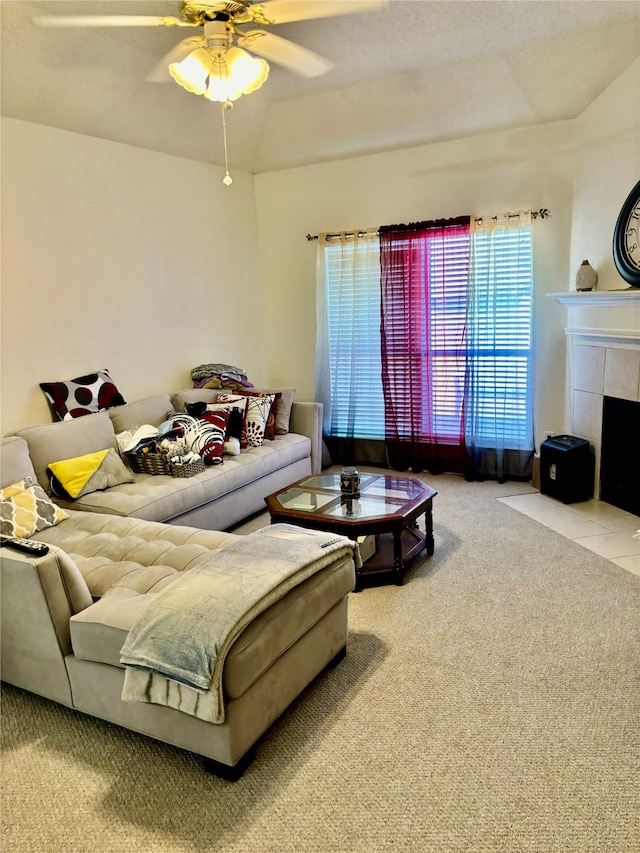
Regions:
[[380, 218, 471, 473]]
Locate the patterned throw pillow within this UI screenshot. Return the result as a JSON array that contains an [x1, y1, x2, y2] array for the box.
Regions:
[[217, 393, 272, 447], [206, 402, 244, 455], [214, 394, 248, 448], [241, 391, 281, 440], [40, 369, 126, 421], [168, 411, 230, 465], [0, 475, 69, 539]]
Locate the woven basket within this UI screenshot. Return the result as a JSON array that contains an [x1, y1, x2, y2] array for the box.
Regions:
[[170, 458, 205, 478], [126, 452, 205, 478], [126, 451, 172, 476]]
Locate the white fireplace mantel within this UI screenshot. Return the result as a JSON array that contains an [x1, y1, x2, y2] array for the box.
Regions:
[[547, 289, 640, 501], [547, 290, 640, 343]]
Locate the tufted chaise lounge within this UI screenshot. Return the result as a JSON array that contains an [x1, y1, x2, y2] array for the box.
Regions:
[[0, 436, 356, 779]]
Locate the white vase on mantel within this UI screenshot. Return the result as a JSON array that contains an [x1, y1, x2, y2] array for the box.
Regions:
[[575, 259, 597, 292]]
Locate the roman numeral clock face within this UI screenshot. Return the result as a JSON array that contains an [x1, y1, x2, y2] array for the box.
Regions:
[[613, 180, 640, 287]]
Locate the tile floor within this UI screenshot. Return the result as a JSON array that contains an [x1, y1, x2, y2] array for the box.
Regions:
[[498, 492, 640, 578]]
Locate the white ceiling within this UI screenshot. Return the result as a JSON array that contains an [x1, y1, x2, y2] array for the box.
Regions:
[[2, 0, 639, 174]]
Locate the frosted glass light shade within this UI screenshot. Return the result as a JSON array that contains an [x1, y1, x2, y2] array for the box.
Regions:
[[169, 45, 269, 103], [168, 47, 214, 95], [204, 47, 269, 102]]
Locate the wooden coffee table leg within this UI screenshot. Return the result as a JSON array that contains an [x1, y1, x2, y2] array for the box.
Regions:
[[425, 507, 434, 556], [392, 530, 405, 585]]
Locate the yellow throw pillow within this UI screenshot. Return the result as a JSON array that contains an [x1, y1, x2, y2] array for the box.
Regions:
[[47, 448, 134, 500], [0, 476, 69, 539], [48, 449, 110, 499]]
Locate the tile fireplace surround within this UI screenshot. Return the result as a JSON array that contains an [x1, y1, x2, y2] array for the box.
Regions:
[[547, 290, 640, 500]]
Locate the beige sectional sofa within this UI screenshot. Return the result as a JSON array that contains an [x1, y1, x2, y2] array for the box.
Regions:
[[0, 427, 356, 780], [12, 387, 323, 532]]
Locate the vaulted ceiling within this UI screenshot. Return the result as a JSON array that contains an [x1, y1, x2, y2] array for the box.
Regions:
[[2, 0, 639, 174]]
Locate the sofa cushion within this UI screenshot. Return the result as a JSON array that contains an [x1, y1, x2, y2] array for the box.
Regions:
[[47, 433, 312, 522], [13, 412, 119, 493], [34, 511, 239, 591], [171, 389, 218, 411], [0, 475, 69, 538], [108, 395, 174, 432], [253, 388, 295, 434], [0, 437, 38, 489], [40, 369, 126, 421]]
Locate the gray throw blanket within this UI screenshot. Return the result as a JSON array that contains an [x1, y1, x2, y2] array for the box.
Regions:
[[120, 524, 358, 724]]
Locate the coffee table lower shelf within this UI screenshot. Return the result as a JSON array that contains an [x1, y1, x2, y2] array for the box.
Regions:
[[357, 526, 427, 589]]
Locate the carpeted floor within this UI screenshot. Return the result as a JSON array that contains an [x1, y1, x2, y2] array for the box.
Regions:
[[1, 472, 639, 852]]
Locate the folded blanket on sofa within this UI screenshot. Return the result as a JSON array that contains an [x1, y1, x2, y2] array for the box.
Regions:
[[120, 524, 358, 724]]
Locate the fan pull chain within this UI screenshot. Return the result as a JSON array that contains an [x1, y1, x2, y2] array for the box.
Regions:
[[221, 101, 233, 186]]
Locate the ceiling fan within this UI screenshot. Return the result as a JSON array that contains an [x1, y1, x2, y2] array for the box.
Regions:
[[33, 1, 388, 83], [33, 1, 387, 186]]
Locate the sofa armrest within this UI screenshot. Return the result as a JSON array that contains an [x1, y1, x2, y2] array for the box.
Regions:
[[289, 402, 323, 475], [0, 544, 93, 705]]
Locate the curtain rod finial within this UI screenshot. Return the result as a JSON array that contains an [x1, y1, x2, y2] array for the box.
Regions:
[[532, 208, 550, 220]]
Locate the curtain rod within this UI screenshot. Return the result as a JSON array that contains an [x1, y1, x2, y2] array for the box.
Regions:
[[305, 208, 550, 241]]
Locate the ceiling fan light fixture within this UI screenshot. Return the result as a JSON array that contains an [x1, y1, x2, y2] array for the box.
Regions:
[[168, 46, 213, 95], [203, 47, 269, 102], [169, 18, 269, 103], [227, 47, 269, 96]]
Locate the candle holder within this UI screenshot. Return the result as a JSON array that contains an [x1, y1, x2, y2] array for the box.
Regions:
[[340, 466, 360, 497]]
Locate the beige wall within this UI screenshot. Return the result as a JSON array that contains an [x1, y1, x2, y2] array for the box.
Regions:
[[1, 119, 266, 434], [254, 56, 639, 451], [254, 120, 575, 450], [557, 56, 640, 482], [571, 57, 640, 289], [3, 57, 638, 446]]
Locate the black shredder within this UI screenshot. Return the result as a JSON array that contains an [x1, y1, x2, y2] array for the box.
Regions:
[[539, 435, 594, 503]]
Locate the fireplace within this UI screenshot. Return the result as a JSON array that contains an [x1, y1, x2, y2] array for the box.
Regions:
[[600, 396, 640, 515], [547, 290, 640, 507]]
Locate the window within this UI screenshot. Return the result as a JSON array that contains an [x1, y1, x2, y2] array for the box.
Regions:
[[316, 215, 535, 479], [465, 224, 534, 451], [423, 230, 470, 440]]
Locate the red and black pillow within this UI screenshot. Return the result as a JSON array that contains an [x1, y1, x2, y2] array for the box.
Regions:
[[40, 369, 126, 421], [217, 393, 275, 447], [168, 411, 230, 465]]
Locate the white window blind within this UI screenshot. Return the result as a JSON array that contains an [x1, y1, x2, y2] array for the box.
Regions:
[[324, 238, 385, 439], [466, 227, 534, 449]]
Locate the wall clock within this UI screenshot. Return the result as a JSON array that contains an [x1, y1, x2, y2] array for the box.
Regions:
[[612, 179, 640, 287]]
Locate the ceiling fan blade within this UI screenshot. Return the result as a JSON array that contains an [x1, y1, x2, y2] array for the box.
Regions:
[[249, 0, 387, 26], [238, 30, 333, 77], [32, 15, 191, 29], [146, 37, 205, 83]]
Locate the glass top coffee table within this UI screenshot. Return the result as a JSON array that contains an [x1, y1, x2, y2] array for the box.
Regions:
[[265, 473, 437, 590]]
